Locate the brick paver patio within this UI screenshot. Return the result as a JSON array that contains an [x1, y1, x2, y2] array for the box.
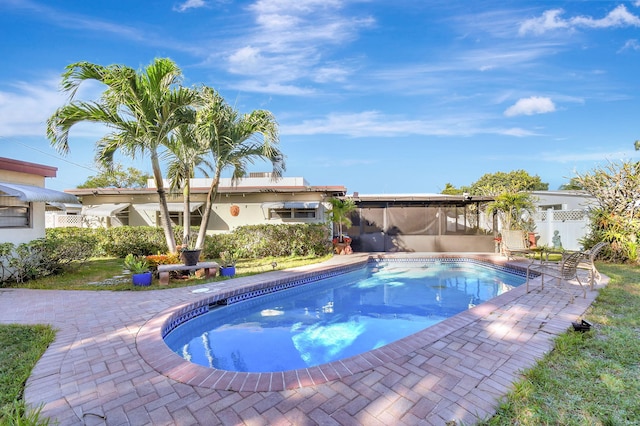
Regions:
[[0, 254, 605, 425]]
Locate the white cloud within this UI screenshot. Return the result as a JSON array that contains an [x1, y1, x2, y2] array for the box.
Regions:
[[519, 9, 569, 35], [0, 77, 110, 139], [0, 78, 66, 137], [281, 111, 537, 138], [619, 39, 640, 51], [504, 97, 556, 117], [223, 0, 374, 89], [230, 80, 314, 96], [174, 0, 208, 12], [519, 5, 640, 35]]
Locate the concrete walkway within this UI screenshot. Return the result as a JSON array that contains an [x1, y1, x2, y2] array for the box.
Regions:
[[0, 254, 604, 425]]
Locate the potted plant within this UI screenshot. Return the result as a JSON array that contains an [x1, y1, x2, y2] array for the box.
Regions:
[[124, 254, 152, 286], [328, 197, 357, 254], [179, 235, 201, 266], [219, 250, 236, 277]]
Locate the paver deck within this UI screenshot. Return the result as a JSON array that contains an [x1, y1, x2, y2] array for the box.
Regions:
[[0, 253, 605, 425]]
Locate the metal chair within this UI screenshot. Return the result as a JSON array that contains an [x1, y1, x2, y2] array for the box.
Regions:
[[578, 241, 608, 290], [526, 251, 586, 302]]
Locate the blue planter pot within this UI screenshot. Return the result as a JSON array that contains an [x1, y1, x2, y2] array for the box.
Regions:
[[220, 266, 236, 277], [132, 271, 152, 286]]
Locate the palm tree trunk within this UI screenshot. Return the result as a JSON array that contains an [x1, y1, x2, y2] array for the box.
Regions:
[[195, 169, 220, 249], [151, 152, 177, 253], [183, 181, 191, 244]]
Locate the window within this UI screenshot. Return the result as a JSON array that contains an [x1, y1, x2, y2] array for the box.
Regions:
[[0, 196, 30, 228], [114, 209, 129, 226], [270, 208, 316, 220], [294, 209, 316, 219], [160, 210, 202, 227]]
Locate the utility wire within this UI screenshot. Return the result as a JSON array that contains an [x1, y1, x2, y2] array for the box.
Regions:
[[1, 136, 99, 173]]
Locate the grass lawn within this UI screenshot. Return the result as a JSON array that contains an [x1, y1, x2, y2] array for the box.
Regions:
[[0, 324, 55, 424], [2, 254, 333, 291], [481, 262, 640, 425]]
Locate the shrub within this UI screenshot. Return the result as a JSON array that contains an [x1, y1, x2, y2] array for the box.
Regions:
[[201, 224, 332, 260], [97, 226, 167, 257], [581, 209, 640, 263], [1, 231, 97, 284]]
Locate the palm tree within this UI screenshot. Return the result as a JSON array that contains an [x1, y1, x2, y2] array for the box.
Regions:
[[486, 192, 536, 231], [193, 87, 284, 248], [47, 58, 198, 252], [328, 197, 357, 242]]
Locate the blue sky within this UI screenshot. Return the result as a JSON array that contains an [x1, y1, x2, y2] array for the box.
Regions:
[[1, 0, 639, 194]]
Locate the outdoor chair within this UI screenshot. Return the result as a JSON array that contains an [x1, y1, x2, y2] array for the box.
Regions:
[[501, 229, 533, 259], [578, 241, 608, 290], [526, 251, 586, 302]]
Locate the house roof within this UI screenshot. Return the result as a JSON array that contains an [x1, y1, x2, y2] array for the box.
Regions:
[[350, 193, 495, 203], [65, 184, 347, 196], [0, 157, 57, 178]]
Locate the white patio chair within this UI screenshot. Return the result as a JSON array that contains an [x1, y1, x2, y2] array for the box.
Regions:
[[501, 229, 534, 259]]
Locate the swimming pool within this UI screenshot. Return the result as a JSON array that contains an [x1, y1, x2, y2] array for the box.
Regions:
[[163, 258, 526, 373]]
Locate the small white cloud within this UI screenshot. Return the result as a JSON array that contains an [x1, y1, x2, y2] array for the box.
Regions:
[[520, 5, 640, 35], [228, 46, 263, 74], [231, 80, 314, 96], [519, 9, 569, 35], [173, 0, 207, 12], [504, 96, 556, 117], [620, 39, 640, 51]]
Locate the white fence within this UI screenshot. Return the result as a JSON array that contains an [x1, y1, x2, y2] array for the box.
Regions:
[[45, 214, 83, 228], [533, 209, 589, 251]]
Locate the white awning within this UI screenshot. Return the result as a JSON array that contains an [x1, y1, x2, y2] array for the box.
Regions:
[[135, 202, 203, 212], [82, 203, 130, 217], [262, 201, 320, 209], [0, 182, 79, 203]]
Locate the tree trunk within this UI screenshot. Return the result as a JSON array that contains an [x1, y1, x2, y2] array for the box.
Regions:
[[183, 181, 191, 244], [151, 152, 177, 253], [195, 169, 220, 249]]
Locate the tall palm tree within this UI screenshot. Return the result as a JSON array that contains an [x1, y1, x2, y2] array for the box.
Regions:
[[194, 87, 285, 248], [47, 58, 198, 252]]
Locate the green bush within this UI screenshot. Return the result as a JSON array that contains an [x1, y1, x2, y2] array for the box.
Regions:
[[581, 209, 640, 263], [201, 224, 332, 259], [1, 230, 97, 284], [97, 226, 167, 257], [1, 224, 331, 284]]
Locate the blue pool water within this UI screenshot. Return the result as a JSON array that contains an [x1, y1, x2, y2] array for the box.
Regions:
[[164, 261, 525, 373]]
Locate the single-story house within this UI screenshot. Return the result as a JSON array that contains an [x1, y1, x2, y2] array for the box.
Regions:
[[64, 173, 347, 233], [0, 157, 79, 245]]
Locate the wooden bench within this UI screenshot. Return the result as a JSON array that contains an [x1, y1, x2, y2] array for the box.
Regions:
[[157, 262, 219, 285]]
